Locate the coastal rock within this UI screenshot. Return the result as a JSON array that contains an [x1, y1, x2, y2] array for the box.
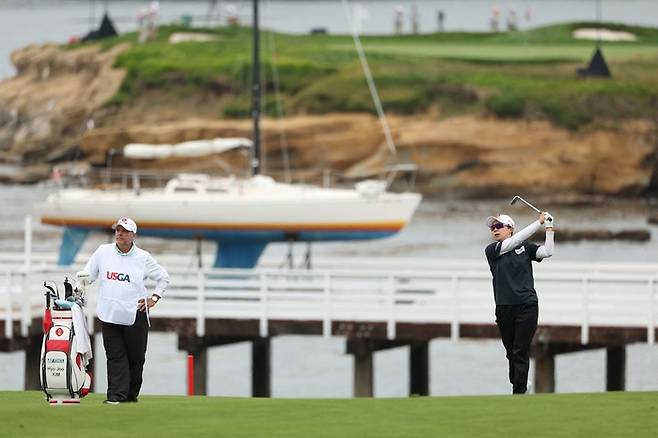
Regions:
[[0, 44, 656, 197], [381, 116, 655, 197], [78, 114, 386, 179], [0, 163, 51, 184], [0, 43, 127, 164]]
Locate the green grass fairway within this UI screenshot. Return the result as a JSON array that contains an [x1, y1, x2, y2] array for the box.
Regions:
[[330, 42, 658, 62], [1, 391, 656, 437]]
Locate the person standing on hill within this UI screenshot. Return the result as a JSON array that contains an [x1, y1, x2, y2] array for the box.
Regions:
[[79, 217, 169, 404], [484, 211, 554, 394]]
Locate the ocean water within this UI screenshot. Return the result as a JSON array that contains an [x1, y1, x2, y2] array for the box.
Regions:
[[2, 184, 658, 396], [4, 333, 658, 396]]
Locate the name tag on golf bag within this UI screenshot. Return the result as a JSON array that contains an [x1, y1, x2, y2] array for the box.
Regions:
[[41, 276, 93, 405], [42, 322, 73, 391]]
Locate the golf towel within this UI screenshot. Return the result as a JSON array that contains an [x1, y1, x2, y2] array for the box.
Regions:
[[71, 303, 93, 368]]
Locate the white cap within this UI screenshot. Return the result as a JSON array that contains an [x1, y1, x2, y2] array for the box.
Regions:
[[486, 214, 515, 229], [112, 217, 137, 233]]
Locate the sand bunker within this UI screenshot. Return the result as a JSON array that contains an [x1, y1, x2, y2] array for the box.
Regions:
[[169, 33, 219, 44], [572, 28, 637, 42]]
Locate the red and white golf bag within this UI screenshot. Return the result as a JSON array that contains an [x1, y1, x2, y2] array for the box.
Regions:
[[40, 278, 92, 405]]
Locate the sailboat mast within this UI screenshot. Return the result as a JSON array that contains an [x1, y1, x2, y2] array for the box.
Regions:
[[251, 0, 261, 175]]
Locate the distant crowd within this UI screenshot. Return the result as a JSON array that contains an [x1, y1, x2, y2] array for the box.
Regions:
[[391, 4, 534, 34]]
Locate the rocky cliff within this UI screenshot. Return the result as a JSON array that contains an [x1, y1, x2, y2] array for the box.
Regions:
[[0, 43, 656, 197], [0, 43, 126, 166]]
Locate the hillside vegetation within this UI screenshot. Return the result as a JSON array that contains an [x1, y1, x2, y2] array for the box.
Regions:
[[96, 22, 658, 130]]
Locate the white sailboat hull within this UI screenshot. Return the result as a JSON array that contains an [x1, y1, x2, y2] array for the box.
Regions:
[[41, 176, 421, 266], [42, 177, 421, 238]]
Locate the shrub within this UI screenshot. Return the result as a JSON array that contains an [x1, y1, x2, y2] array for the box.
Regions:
[[540, 100, 592, 130], [485, 94, 526, 118]]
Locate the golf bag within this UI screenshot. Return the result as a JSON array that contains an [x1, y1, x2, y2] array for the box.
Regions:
[[40, 278, 92, 405]]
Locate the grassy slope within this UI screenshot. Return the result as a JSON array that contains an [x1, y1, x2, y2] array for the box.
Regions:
[[1, 391, 657, 438], [97, 22, 658, 129]]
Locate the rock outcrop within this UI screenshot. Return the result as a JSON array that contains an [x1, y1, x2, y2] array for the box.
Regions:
[[78, 114, 386, 180], [0, 43, 127, 163], [388, 116, 655, 197], [0, 43, 656, 198]]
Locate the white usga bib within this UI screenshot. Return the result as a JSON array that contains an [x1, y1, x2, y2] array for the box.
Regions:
[[96, 254, 147, 325]]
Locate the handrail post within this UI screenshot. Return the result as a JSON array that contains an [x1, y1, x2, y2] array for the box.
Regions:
[[649, 278, 655, 345], [5, 272, 13, 339], [322, 272, 331, 339], [20, 272, 29, 337], [581, 277, 589, 345], [259, 271, 268, 337], [22, 216, 32, 336], [451, 274, 459, 342], [387, 274, 396, 340], [196, 267, 205, 337], [24, 215, 32, 274]]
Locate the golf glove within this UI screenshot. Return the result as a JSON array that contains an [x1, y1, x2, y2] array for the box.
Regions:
[[544, 213, 554, 228], [76, 270, 90, 284]]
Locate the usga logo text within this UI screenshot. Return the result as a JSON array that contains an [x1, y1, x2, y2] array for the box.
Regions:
[[106, 271, 131, 282]]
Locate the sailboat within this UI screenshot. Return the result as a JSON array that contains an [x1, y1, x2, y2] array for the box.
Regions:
[[41, 0, 422, 268]]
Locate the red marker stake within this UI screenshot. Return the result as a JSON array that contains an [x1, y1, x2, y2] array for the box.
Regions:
[[187, 354, 194, 396]]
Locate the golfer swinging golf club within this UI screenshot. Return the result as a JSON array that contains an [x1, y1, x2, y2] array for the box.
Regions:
[[484, 203, 554, 394], [79, 217, 169, 404]]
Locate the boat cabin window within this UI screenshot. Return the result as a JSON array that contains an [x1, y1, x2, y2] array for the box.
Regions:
[[173, 186, 198, 193]]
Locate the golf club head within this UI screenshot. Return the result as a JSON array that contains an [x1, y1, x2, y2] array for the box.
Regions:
[[510, 196, 521, 206]]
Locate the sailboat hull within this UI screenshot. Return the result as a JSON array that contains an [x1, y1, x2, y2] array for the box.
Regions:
[[41, 182, 421, 267]]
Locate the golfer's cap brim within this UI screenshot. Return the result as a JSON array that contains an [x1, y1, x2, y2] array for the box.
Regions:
[[486, 214, 515, 228], [486, 216, 499, 228]]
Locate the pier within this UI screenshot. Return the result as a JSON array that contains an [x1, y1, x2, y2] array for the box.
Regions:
[[1, 244, 656, 396]]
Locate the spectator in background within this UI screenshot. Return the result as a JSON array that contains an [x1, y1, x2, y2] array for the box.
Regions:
[[138, 1, 159, 43], [490, 7, 500, 32], [410, 4, 419, 34], [437, 9, 445, 32], [506, 9, 518, 31], [394, 5, 404, 34], [226, 4, 239, 27]]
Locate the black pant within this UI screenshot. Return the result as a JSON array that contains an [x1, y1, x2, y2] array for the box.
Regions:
[[495, 303, 538, 394], [102, 310, 149, 401]]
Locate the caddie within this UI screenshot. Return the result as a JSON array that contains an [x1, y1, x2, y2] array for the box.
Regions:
[[79, 217, 169, 404]]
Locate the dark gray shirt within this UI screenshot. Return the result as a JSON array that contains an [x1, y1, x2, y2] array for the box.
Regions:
[[485, 241, 541, 305]]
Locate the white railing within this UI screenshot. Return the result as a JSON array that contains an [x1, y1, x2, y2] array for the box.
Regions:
[[1, 262, 656, 345], [2, 216, 657, 344]]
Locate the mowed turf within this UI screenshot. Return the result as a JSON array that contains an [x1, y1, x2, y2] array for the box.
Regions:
[[0, 391, 656, 437], [327, 41, 658, 62]]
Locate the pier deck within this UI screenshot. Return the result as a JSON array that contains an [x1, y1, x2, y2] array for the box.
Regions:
[[1, 252, 655, 395]]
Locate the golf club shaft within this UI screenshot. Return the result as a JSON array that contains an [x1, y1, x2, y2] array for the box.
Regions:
[[512, 196, 541, 213], [519, 198, 541, 213]]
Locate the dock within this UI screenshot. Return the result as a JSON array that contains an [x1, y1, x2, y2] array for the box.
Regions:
[[1, 246, 656, 396]]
